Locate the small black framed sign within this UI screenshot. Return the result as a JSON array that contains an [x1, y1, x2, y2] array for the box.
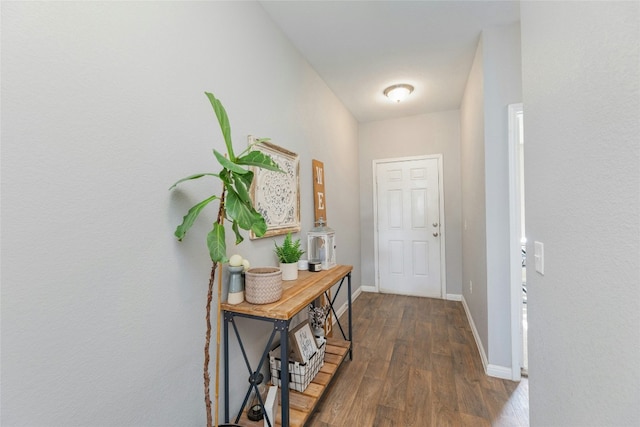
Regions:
[[289, 321, 317, 363]]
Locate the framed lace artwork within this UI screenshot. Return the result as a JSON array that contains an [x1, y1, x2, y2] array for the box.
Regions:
[[249, 138, 300, 239]]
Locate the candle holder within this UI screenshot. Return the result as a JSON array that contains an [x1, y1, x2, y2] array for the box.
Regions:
[[227, 265, 245, 305], [307, 218, 336, 270]]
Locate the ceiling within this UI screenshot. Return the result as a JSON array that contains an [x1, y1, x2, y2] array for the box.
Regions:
[[260, 1, 521, 123]]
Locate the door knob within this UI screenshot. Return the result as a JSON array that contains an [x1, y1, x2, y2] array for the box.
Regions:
[[433, 232, 439, 237], [433, 222, 439, 227]]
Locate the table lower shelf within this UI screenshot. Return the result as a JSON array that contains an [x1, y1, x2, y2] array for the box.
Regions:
[[237, 339, 351, 427]]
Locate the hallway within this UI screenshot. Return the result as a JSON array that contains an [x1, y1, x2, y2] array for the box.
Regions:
[[308, 292, 529, 426]]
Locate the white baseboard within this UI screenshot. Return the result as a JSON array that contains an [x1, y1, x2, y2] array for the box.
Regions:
[[487, 364, 514, 380], [460, 295, 513, 380], [446, 293, 462, 301], [360, 285, 377, 293], [461, 295, 489, 373], [332, 286, 362, 324]]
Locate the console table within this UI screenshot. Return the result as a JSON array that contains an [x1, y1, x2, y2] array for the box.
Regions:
[[221, 264, 353, 427]]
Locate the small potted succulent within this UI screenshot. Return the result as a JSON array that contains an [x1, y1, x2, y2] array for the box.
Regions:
[[274, 232, 305, 280]]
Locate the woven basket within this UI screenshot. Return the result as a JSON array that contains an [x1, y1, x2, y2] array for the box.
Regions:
[[270, 337, 326, 392], [245, 267, 282, 304]]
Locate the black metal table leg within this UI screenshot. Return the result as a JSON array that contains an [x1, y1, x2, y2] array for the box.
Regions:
[[277, 320, 290, 427], [324, 274, 353, 358], [222, 312, 290, 427]]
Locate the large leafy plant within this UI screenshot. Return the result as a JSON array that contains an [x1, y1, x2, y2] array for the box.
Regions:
[[170, 92, 281, 427], [171, 93, 281, 262]]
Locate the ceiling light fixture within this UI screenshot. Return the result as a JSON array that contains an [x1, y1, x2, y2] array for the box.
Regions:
[[384, 84, 414, 103]]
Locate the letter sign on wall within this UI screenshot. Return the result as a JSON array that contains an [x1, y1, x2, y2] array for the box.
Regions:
[[312, 159, 327, 223]]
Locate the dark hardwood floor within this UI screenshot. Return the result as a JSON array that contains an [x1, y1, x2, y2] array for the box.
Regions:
[[307, 292, 529, 426]]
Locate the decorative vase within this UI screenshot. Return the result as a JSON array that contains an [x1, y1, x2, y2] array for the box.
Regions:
[[308, 305, 329, 338], [280, 262, 298, 281], [245, 267, 283, 304], [227, 265, 245, 305]]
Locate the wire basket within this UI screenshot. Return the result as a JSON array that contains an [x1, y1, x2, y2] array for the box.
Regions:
[[269, 337, 326, 392]]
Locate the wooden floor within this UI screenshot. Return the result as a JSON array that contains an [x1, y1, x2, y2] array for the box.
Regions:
[[306, 292, 529, 427]]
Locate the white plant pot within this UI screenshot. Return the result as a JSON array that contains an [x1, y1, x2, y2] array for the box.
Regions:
[[280, 262, 299, 281]]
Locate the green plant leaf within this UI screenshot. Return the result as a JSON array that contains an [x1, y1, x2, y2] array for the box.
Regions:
[[225, 187, 255, 230], [213, 149, 248, 175], [236, 151, 283, 172], [207, 222, 227, 263], [169, 173, 218, 190], [219, 169, 232, 187], [237, 137, 271, 157], [231, 220, 244, 245], [205, 92, 234, 161], [231, 170, 253, 203], [250, 214, 268, 237], [174, 195, 218, 240]]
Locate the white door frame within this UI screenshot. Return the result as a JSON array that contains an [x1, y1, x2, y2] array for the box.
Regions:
[[372, 154, 447, 298], [508, 103, 524, 381]]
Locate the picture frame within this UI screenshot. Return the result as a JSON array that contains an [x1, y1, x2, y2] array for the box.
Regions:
[[263, 385, 278, 427], [289, 321, 318, 364], [249, 137, 300, 239]]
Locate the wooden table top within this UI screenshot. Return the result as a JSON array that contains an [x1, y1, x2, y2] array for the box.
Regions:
[[220, 265, 353, 321]]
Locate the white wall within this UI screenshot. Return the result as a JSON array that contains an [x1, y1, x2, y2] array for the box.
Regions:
[[358, 111, 462, 295], [482, 23, 522, 369], [521, 2, 640, 425], [460, 23, 522, 372], [460, 38, 489, 353], [1, 2, 360, 426]]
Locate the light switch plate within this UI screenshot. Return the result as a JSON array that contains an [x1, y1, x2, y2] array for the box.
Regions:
[[534, 241, 544, 275]]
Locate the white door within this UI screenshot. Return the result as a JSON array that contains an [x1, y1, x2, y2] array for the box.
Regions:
[[508, 103, 527, 380], [376, 157, 443, 298]]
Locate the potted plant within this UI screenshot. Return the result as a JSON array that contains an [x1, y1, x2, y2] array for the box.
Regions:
[[274, 232, 305, 280], [170, 92, 282, 427]]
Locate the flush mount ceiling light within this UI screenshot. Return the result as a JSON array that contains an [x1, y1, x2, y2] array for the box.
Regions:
[[383, 84, 414, 103]]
